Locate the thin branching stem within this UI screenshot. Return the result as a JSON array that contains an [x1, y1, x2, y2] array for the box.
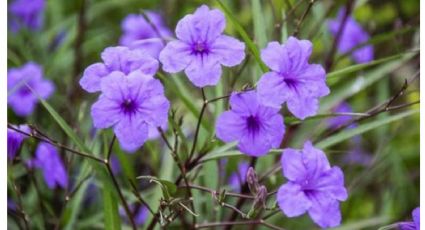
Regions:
[[103, 136, 137, 230], [195, 220, 286, 230]]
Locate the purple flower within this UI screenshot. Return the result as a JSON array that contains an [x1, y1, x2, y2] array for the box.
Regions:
[[120, 12, 171, 58], [119, 204, 149, 226], [159, 5, 245, 88], [79, 46, 159, 93], [216, 90, 285, 157], [9, 0, 44, 32], [277, 141, 348, 228], [90, 71, 170, 152], [8, 62, 55, 116], [34, 142, 68, 189], [398, 207, 420, 230], [257, 37, 329, 120], [7, 125, 30, 160], [228, 162, 249, 192], [328, 8, 374, 63]]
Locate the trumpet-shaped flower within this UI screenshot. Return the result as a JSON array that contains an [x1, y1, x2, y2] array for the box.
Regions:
[[9, 0, 44, 32], [7, 125, 30, 160], [159, 5, 245, 87], [257, 37, 329, 119], [79, 46, 158, 93], [8, 62, 54, 116], [328, 8, 374, 63], [91, 71, 169, 152], [277, 141, 348, 228], [216, 90, 285, 156], [34, 142, 68, 189]]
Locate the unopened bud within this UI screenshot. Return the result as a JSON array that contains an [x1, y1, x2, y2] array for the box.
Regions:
[[246, 167, 260, 195]]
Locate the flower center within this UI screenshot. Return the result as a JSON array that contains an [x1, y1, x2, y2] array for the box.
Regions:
[[283, 77, 299, 90], [192, 41, 209, 55], [246, 115, 261, 133], [120, 99, 139, 115]]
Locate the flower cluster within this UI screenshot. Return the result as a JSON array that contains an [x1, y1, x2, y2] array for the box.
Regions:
[[328, 8, 374, 64], [8, 62, 55, 117]]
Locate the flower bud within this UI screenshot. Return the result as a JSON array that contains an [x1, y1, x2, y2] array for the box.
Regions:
[[246, 167, 260, 195]]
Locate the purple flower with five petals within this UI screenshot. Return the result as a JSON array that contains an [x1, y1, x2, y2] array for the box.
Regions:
[[257, 37, 329, 120], [7, 125, 30, 160], [277, 141, 348, 228], [328, 8, 374, 64], [34, 142, 68, 189], [398, 207, 420, 230], [79, 46, 159, 93], [120, 12, 171, 58], [159, 5, 245, 88], [91, 71, 170, 152], [216, 91, 285, 157], [8, 62, 55, 116], [9, 0, 44, 32]]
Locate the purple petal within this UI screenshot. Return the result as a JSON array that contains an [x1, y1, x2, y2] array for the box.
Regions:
[[9, 94, 36, 117], [237, 130, 271, 157], [216, 111, 245, 142], [261, 41, 289, 72], [114, 116, 149, 153], [285, 36, 312, 72], [257, 72, 289, 108], [128, 38, 165, 59], [302, 141, 331, 176], [261, 112, 285, 148], [228, 91, 259, 116], [79, 63, 108, 92], [184, 55, 222, 87], [175, 5, 225, 43], [281, 148, 307, 182], [277, 182, 311, 217], [413, 207, 420, 229], [91, 95, 121, 129], [159, 40, 192, 73], [296, 64, 329, 98], [353, 45, 374, 63], [99, 72, 127, 101], [307, 192, 342, 228], [211, 35, 245, 67], [287, 96, 319, 120], [315, 167, 348, 201]]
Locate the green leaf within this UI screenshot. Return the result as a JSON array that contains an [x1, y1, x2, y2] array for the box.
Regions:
[[103, 189, 121, 230], [37, 96, 90, 153], [327, 50, 418, 79], [320, 51, 416, 112], [315, 109, 419, 149], [331, 216, 390, 230], [216, 0, 268, 73]]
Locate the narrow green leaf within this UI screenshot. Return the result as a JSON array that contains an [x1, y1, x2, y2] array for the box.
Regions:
[[216, 0, 268, 72], [37, 96, 90, 152], [315, 109, 418, 149], [137, 175, 177, 198], [327, 50, 418, 79], [103, 189, 122, 230]]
